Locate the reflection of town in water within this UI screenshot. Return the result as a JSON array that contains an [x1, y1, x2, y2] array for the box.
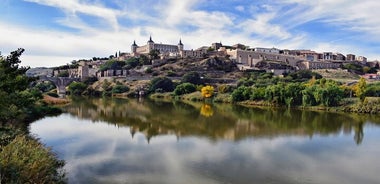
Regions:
[[64, 97, 379, 144]]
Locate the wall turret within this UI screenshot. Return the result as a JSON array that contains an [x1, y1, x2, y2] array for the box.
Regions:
[[178, 39, 184, 51], [147, 36, 154, 52], [131, 40, 138, 54]]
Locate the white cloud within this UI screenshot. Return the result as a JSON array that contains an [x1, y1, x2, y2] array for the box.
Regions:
[[238, 13, 291, 40], [2, 0, 380, 67], [25, 0, 121, 31], [235, 5, 245, 12]]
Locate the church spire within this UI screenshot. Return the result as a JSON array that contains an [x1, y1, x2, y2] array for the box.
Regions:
[[178, 38, 183, 45], [148, 35, 154, 43]]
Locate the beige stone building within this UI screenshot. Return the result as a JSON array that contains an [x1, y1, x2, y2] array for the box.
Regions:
[[131, 36, 183, 56], [226, 49, 303, 68]]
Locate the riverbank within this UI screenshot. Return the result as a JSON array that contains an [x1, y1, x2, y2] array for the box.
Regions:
[[149, 91, 380, 114]]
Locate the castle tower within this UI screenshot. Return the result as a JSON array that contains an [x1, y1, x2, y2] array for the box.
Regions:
[[147, 36, 154, 52], [131, 40, 138, 54]]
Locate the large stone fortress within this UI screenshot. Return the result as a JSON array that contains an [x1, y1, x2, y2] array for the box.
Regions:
[[131, 36, 206, 58], [131, 36, 183, 56]]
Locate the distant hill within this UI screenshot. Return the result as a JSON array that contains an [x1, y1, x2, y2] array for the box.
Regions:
[[26, 67, 53, 77]]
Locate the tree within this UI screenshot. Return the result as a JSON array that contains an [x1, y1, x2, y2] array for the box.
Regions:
[[99, 60, 126, 71], [68, 82, 87, 95], [149, 77, 174, 93], [174, 83, 196, 95], [0, 48, 44, 122], [201, 85, 214, 98], [57, 70, 69, 77], [182, 71, 203, 85], [149, 49, 160, 60], [139, 55, 151, 65], [231, 86, 251, 102], [125, 57, 139, 69], [112, 85, 129, 94], [354, 77, 367, 101]]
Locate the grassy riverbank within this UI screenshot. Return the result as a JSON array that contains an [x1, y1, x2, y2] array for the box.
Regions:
[[150, 91, 380, 114], [0, 49, 66, 183]]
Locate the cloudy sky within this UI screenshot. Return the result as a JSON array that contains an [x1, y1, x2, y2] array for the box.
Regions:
[[1, 0, 380, 67]]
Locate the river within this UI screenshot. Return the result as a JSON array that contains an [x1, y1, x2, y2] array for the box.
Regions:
[[29, 97, 380, 184]]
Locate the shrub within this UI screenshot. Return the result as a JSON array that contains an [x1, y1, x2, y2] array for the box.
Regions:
[[83, 76, 98, 85], [174, 83, 196, 96], [201, 85, 214, 98], [0, 135, 66, 183], [231, 86, 251, 102], [46, 92, 59, 98], [57, 70, 69, 77], [217, 84, 231, 94], [149, 77, 174, 93], [182, 71, 203, 85], [68, 82, 87, 95], [112, 85, 129, 94]]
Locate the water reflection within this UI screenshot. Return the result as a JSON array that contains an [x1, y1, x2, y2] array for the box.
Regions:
[[62, 97, 380, 144], [29, 98, 380, 184]]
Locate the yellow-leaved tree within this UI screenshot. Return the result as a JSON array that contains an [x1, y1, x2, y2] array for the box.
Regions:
[[201, 85, 214, 98], [354, 77, 367, 101]]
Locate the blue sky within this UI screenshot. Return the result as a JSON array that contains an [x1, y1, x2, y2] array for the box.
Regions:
[[0, 0, 379, 67]]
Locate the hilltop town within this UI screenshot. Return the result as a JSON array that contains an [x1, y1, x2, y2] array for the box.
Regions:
[[35, 36, 379, 82]]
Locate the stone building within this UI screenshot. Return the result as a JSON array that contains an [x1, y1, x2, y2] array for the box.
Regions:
[[131, 36, 183, 56], [227, 49, 303, 68], [298, 61, 342, 70]]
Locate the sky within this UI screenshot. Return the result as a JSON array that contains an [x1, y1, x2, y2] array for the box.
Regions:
[[0, 0, 380, 67]]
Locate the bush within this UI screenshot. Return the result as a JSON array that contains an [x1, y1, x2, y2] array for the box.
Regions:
[[83, 76, 98, 85], [201, 85, 214, 98], [68, 82, 87, 95], [182, 72, 203, 85], [232, 86, 251, 102], [56, 70, 69, 77], [217, 84, 231, 94], [149, 77, 174, 93], [46, 92, 59, 98], [0, 135, 66, 183], [34, 81, 55, 92], [174, 83, 196, 96], [167, 70, 177, 77], [112, 85, 129, 94]]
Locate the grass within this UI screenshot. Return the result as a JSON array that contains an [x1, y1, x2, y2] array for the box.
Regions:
[[0, 133, 66, 183], [43, 94, 70, 105]]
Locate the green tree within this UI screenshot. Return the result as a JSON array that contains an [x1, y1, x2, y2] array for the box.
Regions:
[[149, 49, 160, 60], [112, 85, 129, 94], [313, 83, 344, 106], [231, 86, 251, 102], [68, 82, 87, 95], [57, 70, 69, 77], [125, 57, 139, 69], [139, 55, 151, 65], [149, 77, 174, 93], [284, 83, 305, 106], [174, 83, 196, 95], [99, 60, 126, 71], [182, 72, 203, 85], [0, 48, 48, 122]]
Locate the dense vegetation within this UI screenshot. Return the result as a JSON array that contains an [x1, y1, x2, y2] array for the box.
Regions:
[[146, 70, 380, 113], [0, 49, 66, 183], [0, 48, 61, 122]]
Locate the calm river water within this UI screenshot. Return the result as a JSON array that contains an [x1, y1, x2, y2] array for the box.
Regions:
[[29, 97, 380, 184]]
